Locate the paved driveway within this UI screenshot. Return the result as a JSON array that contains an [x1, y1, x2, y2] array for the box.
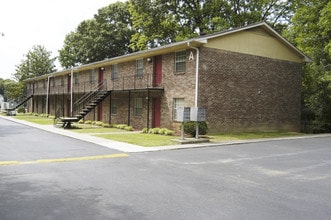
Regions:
[[0, 117, 330, 219]]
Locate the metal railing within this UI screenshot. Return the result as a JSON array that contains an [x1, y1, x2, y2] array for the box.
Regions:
[[27, 73, 161, 96], [72, 79, 108, 118]]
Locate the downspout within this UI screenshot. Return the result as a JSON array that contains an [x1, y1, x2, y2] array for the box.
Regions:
[[188, 42, 200, 138], [70, 68, 74, 117], [187, 42, 199, 108], [46, 75, 52, 115]]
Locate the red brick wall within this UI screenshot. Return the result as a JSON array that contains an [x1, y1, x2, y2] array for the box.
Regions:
[[198, 47, 302, 132]]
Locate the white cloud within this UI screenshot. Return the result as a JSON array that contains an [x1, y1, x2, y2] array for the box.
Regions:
[[0, 0, 123, 79]]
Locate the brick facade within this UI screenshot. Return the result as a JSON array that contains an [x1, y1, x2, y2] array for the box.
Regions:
[[198, 47, 302, 132], [26, 23, 307, 133]]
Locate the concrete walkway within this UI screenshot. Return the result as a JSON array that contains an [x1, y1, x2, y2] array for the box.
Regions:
[[1, 115, 330, 153]]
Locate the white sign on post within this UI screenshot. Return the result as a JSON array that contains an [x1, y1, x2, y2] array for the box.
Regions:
[[190, 107, 206, 122], [176, 107, 191, 122]]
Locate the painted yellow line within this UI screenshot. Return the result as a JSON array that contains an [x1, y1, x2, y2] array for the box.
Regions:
[[0, 161, 21, 166], [0, 153, 129, 166]]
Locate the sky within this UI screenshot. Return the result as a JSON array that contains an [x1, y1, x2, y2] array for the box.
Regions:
[[0, 0, 124, 80]]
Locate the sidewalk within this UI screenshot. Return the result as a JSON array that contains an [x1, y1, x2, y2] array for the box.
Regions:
[[2, 115, 330, 153]]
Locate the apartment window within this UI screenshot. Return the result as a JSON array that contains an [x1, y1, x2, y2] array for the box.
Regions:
[[173, 98, 185, 120], [136, 59, 143, 77], [134, 98, 143, 116], [175, 50, 186, 73], [111, 64, 118, 80], [111, 99, 117, 115], [89, 69, 95, 83], [61, 76, 64, 86], [74, 72, 79, 84]]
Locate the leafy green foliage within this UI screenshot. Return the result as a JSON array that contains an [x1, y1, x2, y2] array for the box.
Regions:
[[59, 1, 134, 68], [128, 0, 295, 50], [183, 121, 208, 137], [284, 0, 331, 132], [4, 81, 25, 101], [13, 45, 56, 82]]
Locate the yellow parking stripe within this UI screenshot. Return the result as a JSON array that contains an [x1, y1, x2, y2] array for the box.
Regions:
[[0, 153, 129, 166]]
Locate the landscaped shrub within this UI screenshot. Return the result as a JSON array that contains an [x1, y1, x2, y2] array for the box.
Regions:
[[149, 128, 160, 134], [183, 121, 208, 137], [124, 126, 133, 131], [95, 121, 103, 126], [164, 129, 174, 135], [102, 123, 112, 128], [143, 127, 174, 136], [84, 120, 92, 124], [159, 128, 167, 135]]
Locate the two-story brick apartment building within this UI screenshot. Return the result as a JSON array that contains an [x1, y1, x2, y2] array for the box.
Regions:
[[25, 22, 310, 133]]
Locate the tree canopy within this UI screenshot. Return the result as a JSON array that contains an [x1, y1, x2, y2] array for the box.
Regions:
[[284, 0, 331, 132], [129, 0, 296, 50], [7, 45, 57, 101], [13, 45, 57, 82], [58, 1, 134, 68]]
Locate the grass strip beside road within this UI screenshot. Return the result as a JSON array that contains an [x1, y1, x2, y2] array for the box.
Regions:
[[210, 132, 305, 142], [10, 114, 306, 147], [14, 114, 54, 125]]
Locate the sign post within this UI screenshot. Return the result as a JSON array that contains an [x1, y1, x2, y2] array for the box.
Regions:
[[176, 107, 191, 140]]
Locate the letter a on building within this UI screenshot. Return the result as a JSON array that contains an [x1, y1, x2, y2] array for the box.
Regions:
[[189, 51, 194, 61]]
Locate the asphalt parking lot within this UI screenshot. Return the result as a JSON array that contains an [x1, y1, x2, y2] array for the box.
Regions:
[[1, 116, 331, 219]]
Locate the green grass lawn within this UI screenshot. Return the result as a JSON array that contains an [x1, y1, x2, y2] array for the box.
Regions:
[[14, 114, 54, 125], [95, 133, 175, 147], [209, 132, 304, 142], [71, 124, 124, 133], [12, 113, 306, 147]]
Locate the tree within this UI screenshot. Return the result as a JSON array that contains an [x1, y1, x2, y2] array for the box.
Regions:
[[129, 0, 181, 50], [4, 80, 25, 101], [13, 45, 57, 82], [59, 1, 134, 68], [284, 0, 331, 132], [129, 0, 296, 50], [0, 78, 24, 101], [10, 45, 56, 102]]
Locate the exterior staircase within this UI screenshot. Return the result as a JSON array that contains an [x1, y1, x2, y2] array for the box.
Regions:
[[5, 95, 33, 115], [56, 80, 110, 128]]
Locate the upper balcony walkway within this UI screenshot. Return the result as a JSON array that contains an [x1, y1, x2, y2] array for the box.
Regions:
[[28, 73, 163, 96]]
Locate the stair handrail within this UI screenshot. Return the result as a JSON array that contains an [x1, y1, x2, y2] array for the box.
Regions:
[[7, 95, 33, 110], [73, 79, 107, 116], [74, 79, 107, 106]]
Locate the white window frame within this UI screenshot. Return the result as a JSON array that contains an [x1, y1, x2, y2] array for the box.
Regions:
[[134, 98, 143, 116], [111, 99, 117, 115], [175, 50, 186, 73], [136, 59, 144, 77], [111, 64, 118, 80], [89, 69, 95, 83], [173, 98, 185, 120]]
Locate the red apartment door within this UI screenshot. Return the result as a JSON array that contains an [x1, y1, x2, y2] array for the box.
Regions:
[[152, 98, 161, 128], [153, 55, 162, 86], [97, 68, 104, 121]]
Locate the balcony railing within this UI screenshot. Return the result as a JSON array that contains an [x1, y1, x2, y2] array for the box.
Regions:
[[27, 73, 162, 96]]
